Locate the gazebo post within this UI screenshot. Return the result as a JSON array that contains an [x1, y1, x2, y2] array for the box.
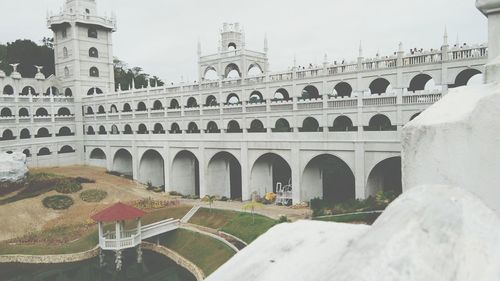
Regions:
[[115, 220, 122, 271], [136, 218, 142, 263]]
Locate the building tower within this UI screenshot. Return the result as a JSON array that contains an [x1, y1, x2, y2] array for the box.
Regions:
[[199, 23, 268, 82], [47, 0, 116, 99]]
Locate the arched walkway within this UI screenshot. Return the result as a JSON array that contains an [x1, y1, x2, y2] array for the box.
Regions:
[[250, 153, 291, 196], [333, 82, 353, 97], [365, 114, 396, 131], [89, 148, 107, 167], [331, 116, 356, 132], [451, 69, 482, 88], [366, 157, 402, 197], [408, 74, 434, 92], [370, 78, 391, 95], [112, 149, 133, 178], [225, 63, 241, 79], [139, 150, 165, 188], [207, 152, 242, 200], [301, 154, 355, 203], [301, 85, 320, 99], [171, 151, 200, 196]]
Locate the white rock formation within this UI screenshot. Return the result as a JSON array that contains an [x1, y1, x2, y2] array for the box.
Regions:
[[207, 185, 500, 281], [0, 152, 28, 183]]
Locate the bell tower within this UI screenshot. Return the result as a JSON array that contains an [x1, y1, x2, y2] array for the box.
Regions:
[[48, 0, 116, 100]]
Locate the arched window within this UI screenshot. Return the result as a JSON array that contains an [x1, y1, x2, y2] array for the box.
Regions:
[[300, 117, 321, 132], [59, 145, 75, 154], [110, 105, 118, 113], [36, 128, 51, 138], [333, 82, 353, 98], [248, 63, 263, 77], [57, 127, 72, 137], [89, 67, 99, 77], [228, 42, 237, 50], [186, 97, 198, 108], [227, 120, 242, 133], [63, 47, 68, 58], [21, 86, 35, 96], [88, 27, 98, 38], [64, 88, 73, 97], [86, 126, 95, 135], [57, 107, 71, 116], [89, 47, 99, 58], [369, 78, 391, 95], [169, 99, 180, 109], [45, 87, 59, 96], [273, 118, 292, 132], [110, 125, 120, 135], [136, 102, 147, 111], [301, 85, 320, 100], [331, 116, 356, 132], [1, 108, 13, 117], [204, 67, 218, 81], [38, 147, 51, 156], [123, 125, 133, 135], [137, 124, 148, 134], [249, 119, 266, 133], [35, 108, 49, 117], [205, 95, 218, 106], [249, 91, 264, 103], [97, 106, 105, 114], [226, 93, 240, 105], [23, 149, 31, 157], [86, 107, 94, 115], [170, 123, 181, 134], [187, 122, 200, 134], [123, 103, 132, 112], [1, 130, 14, 141], [366, 114, 396, 131], [98, 126, 107, 135], [64, 67, 70, 77], [206, 121, 220, 133], [87, 88, 103, 95], [153, 123, 165, 134], [273, 88, 290, 101], [19, 108, 29, 117], [225, 63, 241, 79], [2, 85, 13, 96], [153, 100, 164, 110], [20, 129, 30, 139]]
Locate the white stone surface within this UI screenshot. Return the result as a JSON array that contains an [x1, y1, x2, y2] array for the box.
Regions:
[[0, 152, 28, 183], [402, 83, 500, 214], [207, 185, 500, 281]]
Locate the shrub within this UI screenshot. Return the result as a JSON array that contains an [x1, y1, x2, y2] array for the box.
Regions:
[[43, 195, 74, 210], [277, 215, 290, 223], [80, 189, 108, 203], [169, 191, 183, 196], [54, 180, 82, 194], [132, 197, 179, 210], [72, 177, 96, 184]]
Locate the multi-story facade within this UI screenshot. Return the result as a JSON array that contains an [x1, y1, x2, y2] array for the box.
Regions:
[[0, 0, 488, 204]]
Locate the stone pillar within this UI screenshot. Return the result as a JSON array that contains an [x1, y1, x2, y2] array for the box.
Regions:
[[241, 143, 250, 201], [354, 143, 366, 199], [476, 0, 500, 83], [291, 145, 301, 204]]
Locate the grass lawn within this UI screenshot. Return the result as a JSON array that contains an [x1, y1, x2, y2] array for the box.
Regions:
[[189, 207, 277, 243], [314, 212, 381, 225], [158, 228, 235, 275]]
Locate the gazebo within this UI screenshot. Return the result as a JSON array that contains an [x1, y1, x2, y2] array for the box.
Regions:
[[91, 202, 146, 270]]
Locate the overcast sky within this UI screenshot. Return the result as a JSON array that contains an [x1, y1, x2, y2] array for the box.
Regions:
[[0, 0, 487, 83]]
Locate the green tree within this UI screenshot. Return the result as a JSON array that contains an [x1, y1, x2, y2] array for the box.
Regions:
[[202, 195, 217, 212], [114, 57, 164, 91], [243, 199, 264, 224], [0, 39, 55, 78]]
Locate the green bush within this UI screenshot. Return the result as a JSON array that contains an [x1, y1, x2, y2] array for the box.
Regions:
[[54, 180, 82, 194], [80, 189, 108, 203], [72, 177, 96, 184], [169, 191, 183, 196], [277, 215, 290, 223], [42, 195, 74, 210]]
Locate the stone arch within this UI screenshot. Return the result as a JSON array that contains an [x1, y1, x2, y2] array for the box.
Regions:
[[123, 103, 132, 112], [171, 150, 200, 196], [58, 145, 75, 154], [207, 152, 242, 199], [153, 100, 164, 110], [186, 97, 198, 108], [169, 99, 180, 109], [110, 125, 119, 135], [136, 102, 147, 111], [23, 149, 31, 157], [57, 107, 71, 116], [1, 129, 14, 141], [170, 123, 181, 134], [366, 156, 402, 197], [139, 149, 165, 187], [206, 121, 220, 133], [333, 82, 353, 97], [64, 88, 72, 97], [19, 108, 29, 117], [153, 123, 165, 134], [228, 42, 237, 50], [225, 63, 241, 79], [45, 87, 59, 96], [248, 63, 263, 77], [250, 153, 292, 197], [112, 149, 133, 177], [36, 127, 50, 138], [273, 88, 290, 101], [408, 73, 434, 92], [20, 128, 31, 139], [451, 69, 483, 88], [301, 85, 320, 99], [3, 85, 14, 95], [98, 125, 107, 135], [87, 87, 103, 95], [227, 120, 242, 133], [331, 116, 356, 132], [300, 117, 321, 132], [205, 95, 218, 106], [273, 118, 292, 132], [37, 147, 51, 156], [1, 108, 13, 117], [57, 126, 72, 136], [35, 108, 49, 116], [86, 126, 95, 135], [89, 148, 106, 167], [123, 124, 133, 134], [187, 122, 200, 133], [249, 91, 264, 103], [410, 112, 422, 121], [86, 107, 94, 115], [366, 114, 396, 131], [97, 105, 105, 114], [369, 78, 391, 95], [249, 119, 266, 133], [137, 124, 148, 134], [21, 86, 35, 96], [301, 154, 355, 203], [89, 67, 99, 77], [89, 47, 98, 58], [226, 93, 240, 105], [203, 66, 218, 81], [109, 104, 118, 113]]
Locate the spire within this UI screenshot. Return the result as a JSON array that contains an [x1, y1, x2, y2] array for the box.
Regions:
[[398, 42, 404, 53], [264, 33, 268, 53], [358, 41, 363, 57], [197, 39, 202, 56], [443, 26, 448, 46], [455, 34, 459, 46], [131, 77, 135, 90]]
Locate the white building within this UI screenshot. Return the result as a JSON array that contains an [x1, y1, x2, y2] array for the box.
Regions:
[[0, 0, 488, 203]]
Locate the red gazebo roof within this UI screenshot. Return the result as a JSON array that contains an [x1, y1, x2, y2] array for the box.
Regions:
[[91, 202, 146, 222]]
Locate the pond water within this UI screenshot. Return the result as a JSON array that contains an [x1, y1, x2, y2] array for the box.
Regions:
[[0, 249, 196, 281]]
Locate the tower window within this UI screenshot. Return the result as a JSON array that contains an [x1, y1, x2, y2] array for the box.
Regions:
[[85, 9, 90, 14], [89, 47, 99, 58], [88, 28, 98, 38], [62, 28, 67, 39], [89, 67, 99, 77], [64, 67, 69, 77], [63, 47, 68, 58]]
